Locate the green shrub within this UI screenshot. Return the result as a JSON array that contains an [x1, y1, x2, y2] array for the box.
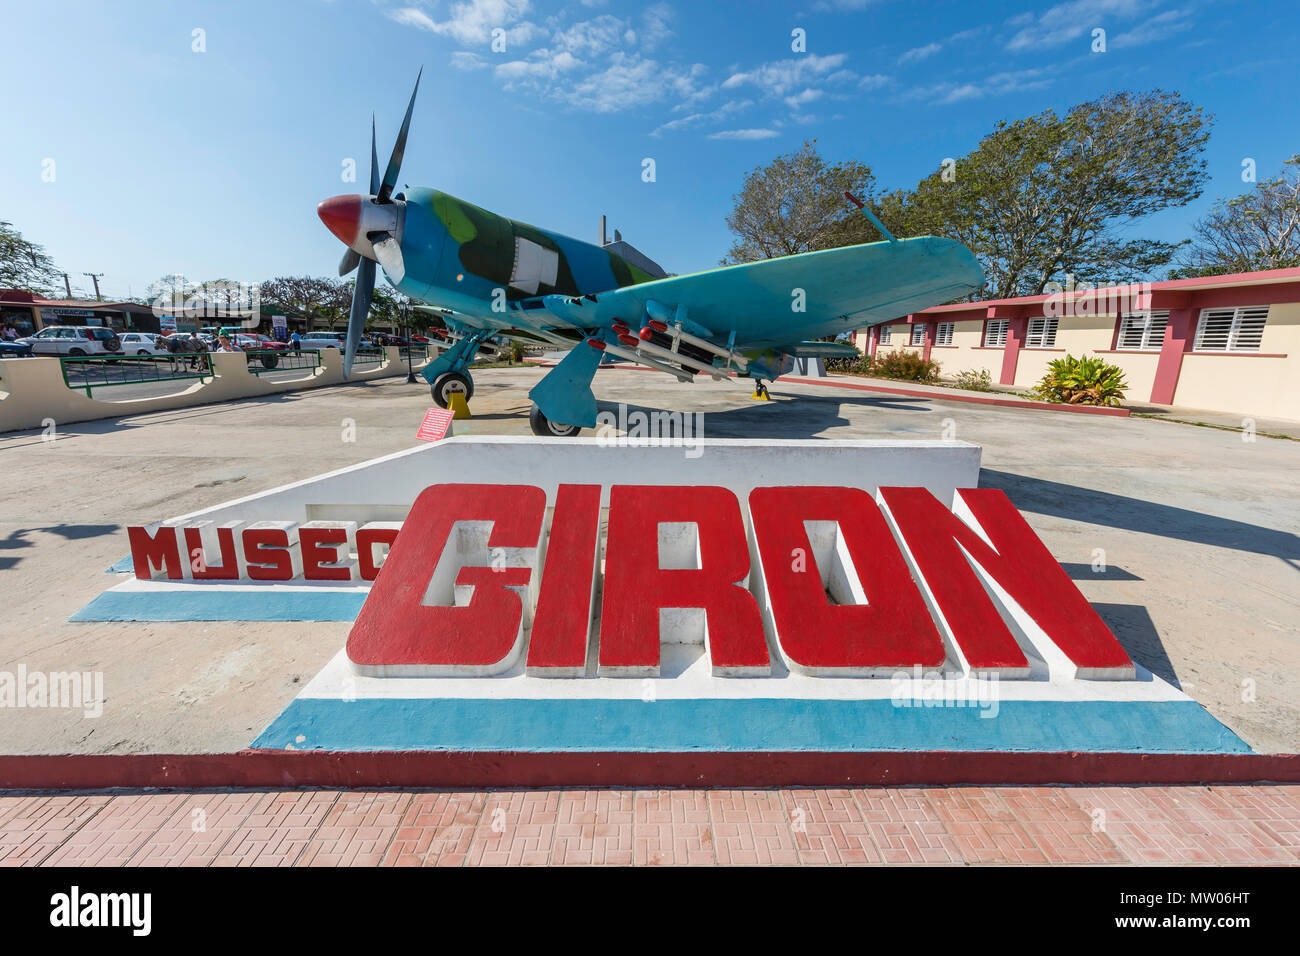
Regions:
[[823, 347, 863, 374], [952, 368, 993, 391], [868, 349, 941, 383], [1034, 354, 1128, 406]]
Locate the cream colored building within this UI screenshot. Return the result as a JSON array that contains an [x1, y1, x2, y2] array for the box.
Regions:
[[853, 268, 1300, 421]]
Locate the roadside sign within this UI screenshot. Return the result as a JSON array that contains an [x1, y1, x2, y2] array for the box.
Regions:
[[415, 407, 454, 442]]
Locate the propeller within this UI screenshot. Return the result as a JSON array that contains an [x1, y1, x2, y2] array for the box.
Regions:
[[338, 247, 361, 277], [370, 234, 404, 284], [342, 82, 416, 378], [378, 67, 421, 203]]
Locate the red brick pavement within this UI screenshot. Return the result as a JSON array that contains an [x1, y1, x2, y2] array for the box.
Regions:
[[0, 786, 1294, 866]]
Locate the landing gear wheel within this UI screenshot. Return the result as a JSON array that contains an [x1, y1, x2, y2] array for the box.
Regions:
[[529, 404, 581, 437], [431, 371, 473, 409], [753, 381, 770, 399]]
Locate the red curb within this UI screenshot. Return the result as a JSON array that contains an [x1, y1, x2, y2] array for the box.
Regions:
[[0, 751, 1294, 790], [781, 377, 1133, 417]]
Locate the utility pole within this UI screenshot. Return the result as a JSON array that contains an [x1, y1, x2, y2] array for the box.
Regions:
[[61, 273, 72, 298], [83, 273, 104, 301]]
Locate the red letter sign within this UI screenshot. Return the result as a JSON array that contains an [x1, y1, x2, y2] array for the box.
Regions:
[[750, 486, 945, 674], [879, 487, 1134, 678], [347, 484, 545, 676], [527, 484, 601, 676], [128, 525, 184, 580], [599, 485, 769, 677]]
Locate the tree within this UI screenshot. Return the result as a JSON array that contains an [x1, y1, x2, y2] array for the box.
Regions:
[[0, 221, 61, 294], [366, 286, 411, 330], [1171, 155, 1300, 278], [259, 276, 349, 332], [721, 140, 876, 264], [877, 90, 1212, 299]]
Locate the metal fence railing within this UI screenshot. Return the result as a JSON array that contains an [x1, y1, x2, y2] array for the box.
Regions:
[[60, 353, 213, 398], [398, 345, 429, 364], [350, 346, 385, 370], [244, 349, 321, 376]]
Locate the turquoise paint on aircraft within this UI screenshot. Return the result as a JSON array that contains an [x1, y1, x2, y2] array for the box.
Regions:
[[318, 72, 986, 433]]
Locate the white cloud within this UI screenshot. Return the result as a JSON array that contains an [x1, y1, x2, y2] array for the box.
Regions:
[[495, 49, 584, 82], [1111, 7, 1195, 48], [899, 42, 941, 64], [650, 98, 752, 137], [812, 0, 886, 10], [450, 51, 489, 70], [387, 0, 542, 47], [1003, 0, 1157, 52], [905, 67, 1055, 105], [552, 53, 709, 113], [784, 88, 824, 109], [552, 14, 628, 57], [640, 3, 674, 51], [858, 73, 890, 90], [708, 128, 779, 140], [722, 52, 849, 98]]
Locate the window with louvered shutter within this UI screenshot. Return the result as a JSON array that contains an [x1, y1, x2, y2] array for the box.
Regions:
[[1195, 307, 1268, 352], [1026, 316, 1058, 348], [878, 325, 892, 344], [911, 323, 927, 346], [935, 322, 954, 346], [983, 320, 1008, 347], [1117, 311, 1169, 350]]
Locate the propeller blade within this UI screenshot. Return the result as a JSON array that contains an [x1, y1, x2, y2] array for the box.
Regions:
[[344, 257, 375, 379], [368, 114, 380, 196], [370, 231, 405, 284], [377, 68, 421, 203], [338, 247, 361, 276]]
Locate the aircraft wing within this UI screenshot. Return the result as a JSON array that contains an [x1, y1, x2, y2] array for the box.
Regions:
[[534, 235, 983, 349]]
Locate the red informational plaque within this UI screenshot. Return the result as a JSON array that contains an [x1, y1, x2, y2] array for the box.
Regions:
[[415, 407, 455, 442]]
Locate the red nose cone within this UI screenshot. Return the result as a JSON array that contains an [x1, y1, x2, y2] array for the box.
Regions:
[[317, 194, 362, 245]]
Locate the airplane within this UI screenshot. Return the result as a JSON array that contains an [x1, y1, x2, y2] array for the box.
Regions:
[[317, 71, 985, 437]]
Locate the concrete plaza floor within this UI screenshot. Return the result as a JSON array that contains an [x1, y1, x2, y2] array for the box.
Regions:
[[0, 366, 1297, 755]]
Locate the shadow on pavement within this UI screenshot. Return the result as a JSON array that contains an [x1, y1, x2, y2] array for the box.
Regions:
[[980, 468, 1300, 565]]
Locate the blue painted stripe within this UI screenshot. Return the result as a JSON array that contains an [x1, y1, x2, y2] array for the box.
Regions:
[[71, 589, 366, 622], [251, 698, 1251, 754]]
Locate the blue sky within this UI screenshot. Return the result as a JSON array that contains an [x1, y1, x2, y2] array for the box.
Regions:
[[3, 0, 1297, 300]]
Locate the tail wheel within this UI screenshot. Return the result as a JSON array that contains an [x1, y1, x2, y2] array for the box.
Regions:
[[431, 371, 473, 409], [529, 404, 581, 437]]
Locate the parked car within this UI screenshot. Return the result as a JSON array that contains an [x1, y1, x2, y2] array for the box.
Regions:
[[0, 339, 33, 358], [297, 331, 373, 351], [236, 334, 287, 351], [119, 332, 168, 355], [17, 326, 122, 356]]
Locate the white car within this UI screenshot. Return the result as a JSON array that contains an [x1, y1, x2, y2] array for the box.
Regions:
[[119, 332, 168, 355], [297, 331, 373, 351], [18, 326, 122, 356]]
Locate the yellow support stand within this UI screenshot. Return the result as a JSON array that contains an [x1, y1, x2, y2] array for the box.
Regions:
[[751, 383, 770, 401], [448, 392, 472, 419]]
